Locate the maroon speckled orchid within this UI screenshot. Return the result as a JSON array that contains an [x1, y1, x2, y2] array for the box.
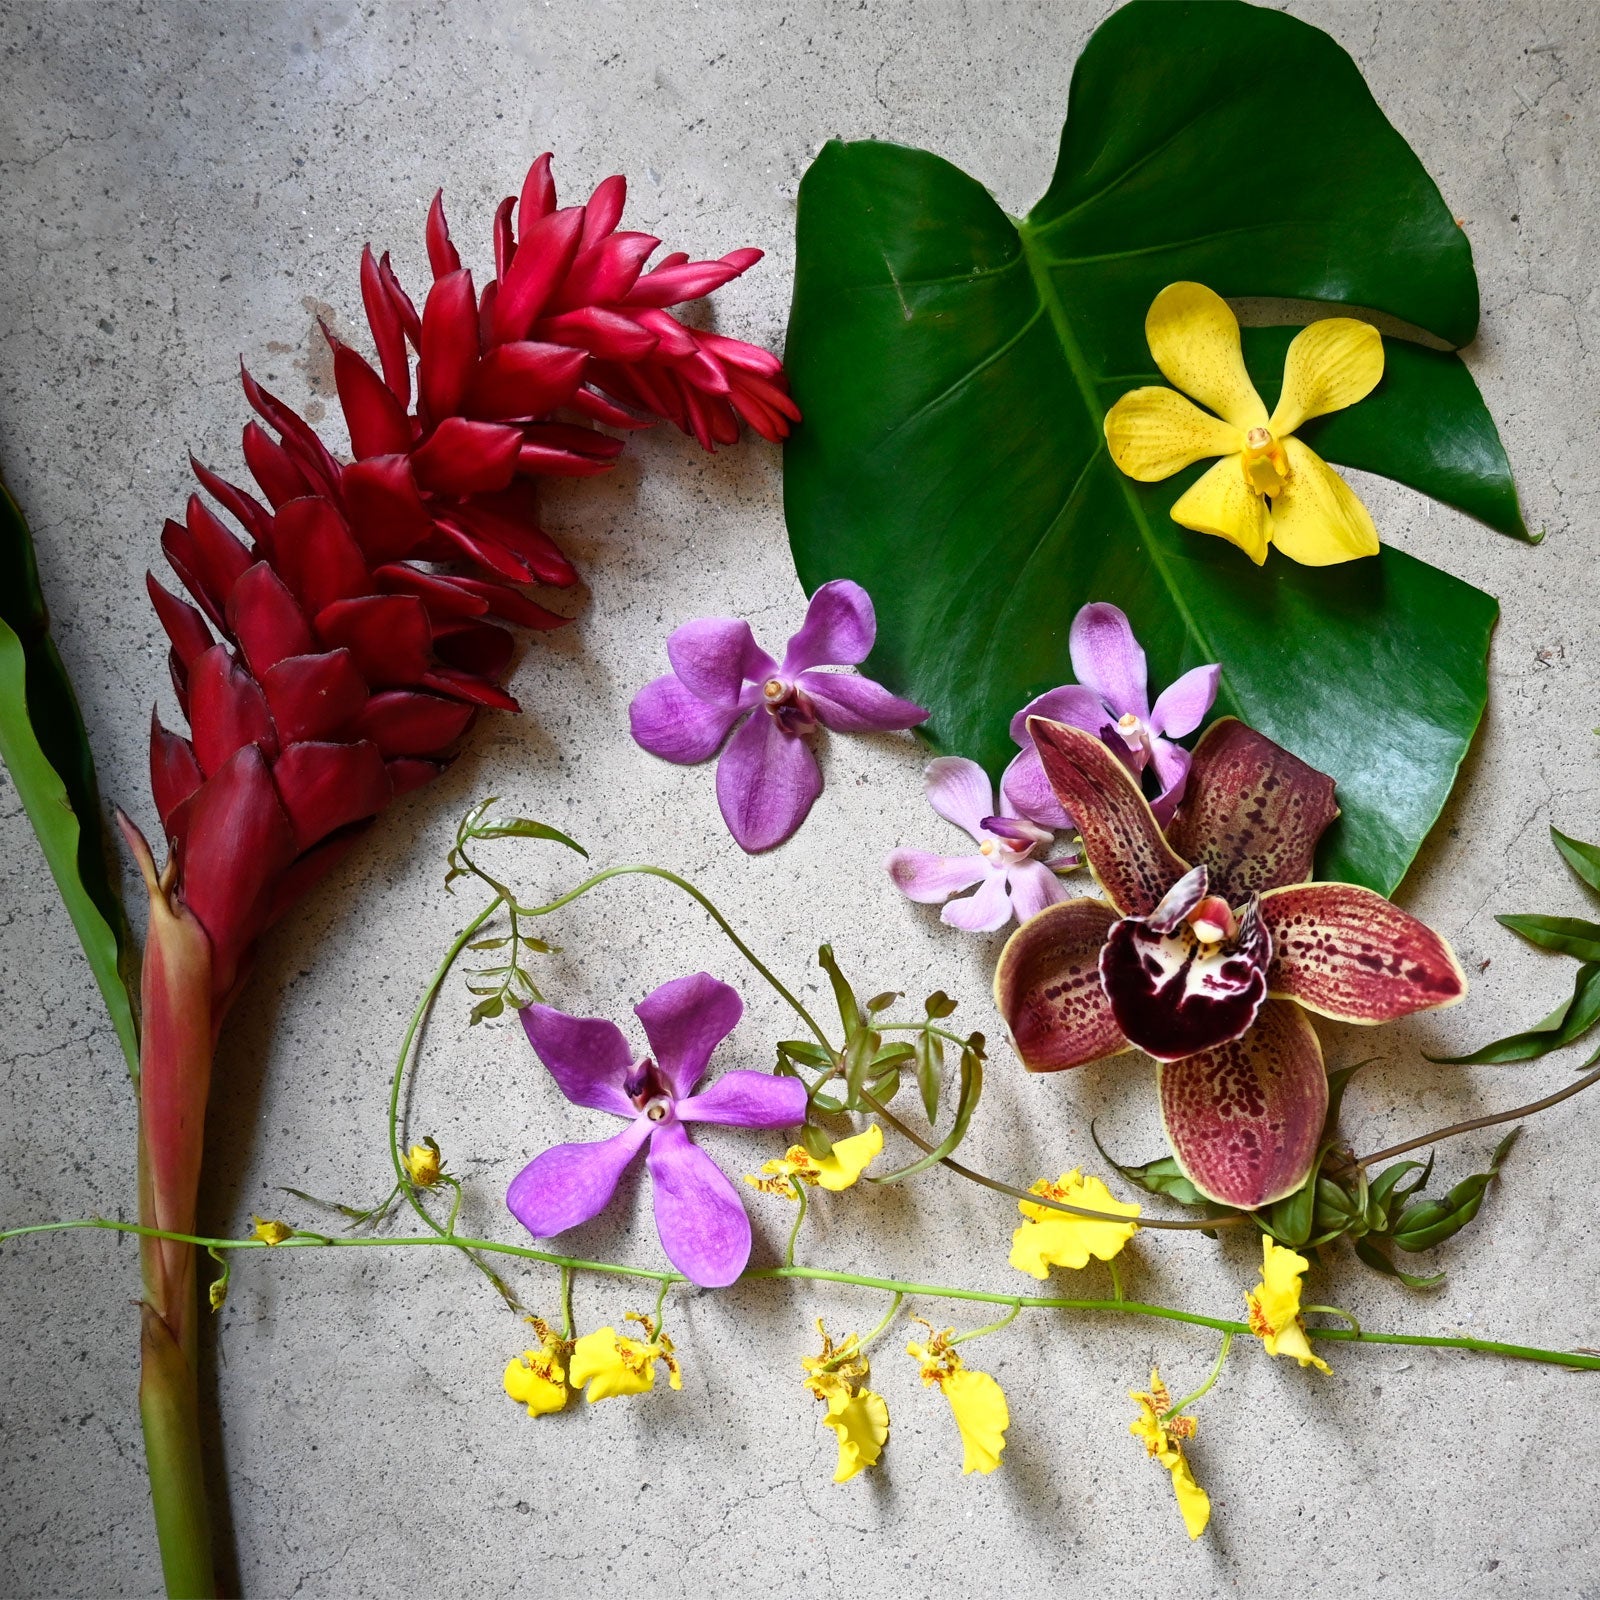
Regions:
[[994, 716, 1467, 1209]]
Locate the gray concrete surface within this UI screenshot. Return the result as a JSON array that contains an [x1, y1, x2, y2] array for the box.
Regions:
[[1, 1, 1597, 1595]]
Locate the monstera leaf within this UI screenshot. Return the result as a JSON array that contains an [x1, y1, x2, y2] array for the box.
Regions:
[[785, 0, 1522, 895]]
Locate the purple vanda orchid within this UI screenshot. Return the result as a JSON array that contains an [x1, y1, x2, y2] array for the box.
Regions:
[[629, 579, 927, 852], [507, 973, 807, 1288], [886, 757, 1080, 932], [1001, 602, 1220, 830]]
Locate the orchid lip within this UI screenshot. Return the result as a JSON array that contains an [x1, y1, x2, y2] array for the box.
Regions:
[[761, 676, 818, 735], [624, 1058, 670, 1109]]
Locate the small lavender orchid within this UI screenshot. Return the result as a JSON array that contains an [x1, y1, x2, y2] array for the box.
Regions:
[[886, 757, 1079, 932], [629, 580, 927, 852], [507, 973, 807, 1288], [1001, 603, 1220, 829]]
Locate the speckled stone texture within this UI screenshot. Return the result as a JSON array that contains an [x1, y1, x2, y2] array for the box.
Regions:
[[0, 2, 1596, 1595]]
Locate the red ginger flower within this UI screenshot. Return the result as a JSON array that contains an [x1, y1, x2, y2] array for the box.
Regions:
[[994, 717, 1466, 1209], [144, 153, 793, 1004]]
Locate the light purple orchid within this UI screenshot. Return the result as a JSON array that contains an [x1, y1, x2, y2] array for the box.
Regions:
[[1000, 603, 1220, 830], [885, 757, 1080, 933], [507, 973, 807, 1288], [629, 579, 928, 852]]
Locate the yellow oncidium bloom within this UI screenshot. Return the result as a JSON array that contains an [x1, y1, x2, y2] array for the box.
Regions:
[[745, 1123, 883, 1196], [1010, 1169, 1140, 1279], [568, 1312, 683, 1403], [503, 1317, 568, 1418], [404, 1139, 443, 1188], [1245, 1236, 1332, 1374], [802, 1320, 889, 1482], [1105, 281, 1384, 567], [251, 1216, 293, 1246], [906, 1323, 1010, 1476], [1129, 1368, 1211, 1540]]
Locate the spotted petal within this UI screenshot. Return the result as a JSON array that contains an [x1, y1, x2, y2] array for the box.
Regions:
[[993, 897, 1127, 1072], [1103, 385, 1243, 483], [1166, 718, 1339, 904], [1143, 282, 1269, 432], [1028, 717, 1188, 917], [1261, 882, 1467, 1022], [1268, 438, 1381, 566], [1158, 999, 1327, 1208]]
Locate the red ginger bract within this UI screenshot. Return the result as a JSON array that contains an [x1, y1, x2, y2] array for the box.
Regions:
[[145, 152, 794, 1003]]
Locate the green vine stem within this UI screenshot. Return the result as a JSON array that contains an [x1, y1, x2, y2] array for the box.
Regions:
[[1161, 1331, 1234, 1422], [5, 1219, 1597, 1372]]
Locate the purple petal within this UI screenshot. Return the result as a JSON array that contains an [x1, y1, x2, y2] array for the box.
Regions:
[[647, 1120, 752, 1287], [1148, 664, 1221, 739], [1149, 738, 1192, 827], [1000, 746, 1072, 831], [922, 756, 993, 840], [1069, 603, 1149, 718], [780, 579, 876, 673], [940, 871, 1014, 933], [677, 1069, 809, 1128], [886, 848, 990, 903], [666, 617, 777, 706], [634, 972, 744, 1099], [799, 670, 927, 733], [630, 675, 749, 764], [1006, 684, 1107, 748], [1007, 858, 1071, 923], [520, 1004, 636, 1117], [506, 1117, 652, 1238], [714, 706, 823, 852]]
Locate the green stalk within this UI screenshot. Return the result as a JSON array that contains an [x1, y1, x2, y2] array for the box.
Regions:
[[8, 1219, 1599, 1374]]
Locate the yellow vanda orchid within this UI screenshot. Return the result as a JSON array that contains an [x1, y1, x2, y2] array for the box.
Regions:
[[568, 1313, 683, 1402], [1245, 1236, 1332, 1374], [906, 1324, 1010, 1475], [1010, 1169, 1140, 1279], [1105, 281, 1384, 567], [1129, 1368, 1211, 1540], [745, 1123, 883, 1195], [801, 1320, 889, 1482], [503, 1319, 568, 1418]]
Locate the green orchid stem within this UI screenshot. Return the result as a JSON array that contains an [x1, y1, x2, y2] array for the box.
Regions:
[[521, 864, 834, 1050], [1303, 1304, 1362, 1337], [1162, 1331, 1234, 1423], [1355, 1061, 1600, 1168], [1107, 1260, 1125, 1304], [385, 895, 522, 1308], [8, 1219, 1598, 1372], [859, 1291, 905, 1349], [950, 1299, 1023, 1346], [559, 1265, 574, 1342], [785, 1178, 809, 1269]]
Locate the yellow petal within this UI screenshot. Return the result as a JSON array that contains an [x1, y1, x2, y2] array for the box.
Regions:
[[1145, 282, 1269, 431], [822, 1387, 890, 1482], [1166, 1449, 1212, 1539], [569, 1328, 655, 1402], [814, 1123, 883, 1191], [503, 1353, 567, 1417], [944, 1369, 1009, 1475], [1013, 1171, 1140, 1277], [1169, 455, 1269, 564], [1268, 438, 1379, 565], [1104, 387, 1243, 482], [1268, 317, 1384, 437]]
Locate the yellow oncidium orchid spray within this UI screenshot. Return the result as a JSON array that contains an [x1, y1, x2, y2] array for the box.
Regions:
[[1129, 1368, 1211, 1540], [503, 1317, 570, 1418], [1010, 1168, 1140, 1278], [906, 1319, 1010, 1475], [1245, 1237, 1332, 1374], [801, 1318, 890, 1483], [1105, 281, 1384, 567], [568, 1312, 683, 1402], [745, 1123, 883, 1196]]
